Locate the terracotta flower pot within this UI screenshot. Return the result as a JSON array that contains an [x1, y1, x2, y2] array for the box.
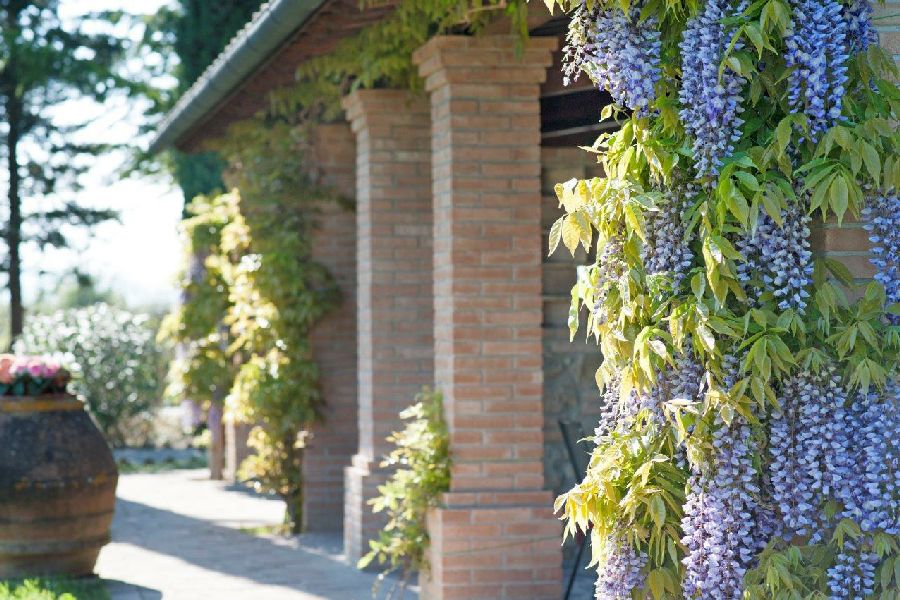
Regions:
[[0, 394, 118, 577]]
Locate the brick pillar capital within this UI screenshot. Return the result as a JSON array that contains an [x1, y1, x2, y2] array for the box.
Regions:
[[342, 88, 429, 131], [413, 35, 557, 91]]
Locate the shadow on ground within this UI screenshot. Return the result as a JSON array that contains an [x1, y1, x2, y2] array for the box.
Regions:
[[103, 493, 414, 599]]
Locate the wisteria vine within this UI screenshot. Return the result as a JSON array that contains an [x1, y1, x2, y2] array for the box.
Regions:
[[548, 0, 899, 596]]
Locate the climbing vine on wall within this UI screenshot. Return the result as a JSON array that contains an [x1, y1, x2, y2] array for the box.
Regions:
[[213, 117, 347, 533], [544, 0, 899, 597], [267, 0, 530, 121]]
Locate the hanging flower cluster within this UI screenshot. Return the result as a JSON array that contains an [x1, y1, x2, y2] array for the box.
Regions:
[[679, 0, 749, 175], [546, 0, 899, 596], [844, 0, 878, 53], [784, 0, 849, 141], [643, 185, 698, 288], [681, 416, 763, 598], [735, 204, 813, 313], [563, 2, 661, 115], [768, 369, 847, 539], [863, 192, 900, 323], [593, 537, 648, 599]]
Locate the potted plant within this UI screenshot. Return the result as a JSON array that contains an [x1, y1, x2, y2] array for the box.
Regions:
[[0, 354, 118, 578]]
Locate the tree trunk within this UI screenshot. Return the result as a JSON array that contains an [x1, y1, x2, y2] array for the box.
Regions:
[[6, 96, 23, 344], [207, 402, 225, 480], [283, 434, 303, 534]]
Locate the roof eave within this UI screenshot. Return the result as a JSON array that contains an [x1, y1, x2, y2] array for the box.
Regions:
[[149, 0, 327, 154]]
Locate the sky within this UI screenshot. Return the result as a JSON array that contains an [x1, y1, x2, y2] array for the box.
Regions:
[[21, 0, 183, 310]]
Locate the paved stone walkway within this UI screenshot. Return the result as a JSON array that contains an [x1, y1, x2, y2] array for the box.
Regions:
[[97, 469, 415, 600]]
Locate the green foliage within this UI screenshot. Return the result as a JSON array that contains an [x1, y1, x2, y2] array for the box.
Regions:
[[0, 1, 140, 337], [542, 0, 900, 596], [268, 0, 530, 121], [556, 415, 688, 594], [18, 304, 164, 447], [213, 117, 345, 533], [0, 578, 109, 600], [358, 388, 451, 592], [158, 192, 238, 410]]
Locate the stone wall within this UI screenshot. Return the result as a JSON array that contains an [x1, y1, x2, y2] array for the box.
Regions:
[[540, 146, 604, 498]]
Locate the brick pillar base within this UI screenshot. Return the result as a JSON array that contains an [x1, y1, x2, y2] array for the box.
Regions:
[[224, 416, 253, 483], [342, 89, 434, 561], [414, 35, 562, 600], [343, 456, 391, 561]]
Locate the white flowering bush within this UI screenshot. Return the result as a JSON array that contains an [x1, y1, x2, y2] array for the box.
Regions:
[[18, 304, 165, 446], [546, 0, 899, 597]]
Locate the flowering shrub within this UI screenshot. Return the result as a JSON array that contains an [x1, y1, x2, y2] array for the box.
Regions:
[[545, 0, 898, 596], [18, 304, 164, 446], [358, 388, 451, 592], [0, 354, 69, 396], [158, 192, 237, 411]]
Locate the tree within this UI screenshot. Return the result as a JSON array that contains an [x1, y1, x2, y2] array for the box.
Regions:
[[0, 0, 134, 341], [146, 0, 265, 206]]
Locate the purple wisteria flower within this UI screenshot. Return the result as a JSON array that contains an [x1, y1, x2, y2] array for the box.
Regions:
[[592, 235, 627, 324], [844, 0, 878, 54], [563, 2, 661, 116], [862, 192, 899, 323], [679, 0, 748, 176], [828, 537, 879, 599], [736, 205, 813, 313], [784, 0, 849, 141], [681, 415, 762, 599], [768, 370, 847, 540], [643, 185, 698, 288], [594, 536, 647, 599], [824, 383, 899, 598]]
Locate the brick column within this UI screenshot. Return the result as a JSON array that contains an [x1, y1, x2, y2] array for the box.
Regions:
[[414, 35, 562, 600], [341, 90, 435, 561], [304, 123, 358, 531]]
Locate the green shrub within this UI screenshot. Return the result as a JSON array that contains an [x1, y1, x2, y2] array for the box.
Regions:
[[359, 388, 451, 592], [18, 304, 164, 447], [0, 578, 109, 600]]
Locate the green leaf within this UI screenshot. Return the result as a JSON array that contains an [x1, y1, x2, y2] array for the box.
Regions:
[[648, 569, 666, 600], [728, 188, 750, 226], [562, 214, 581, 256], [860, 141, 881, 184], [829, 175, 849, 224], [649, 494, 666, 530], [548, 216, 563, 256], [696, 324, 715, 352]]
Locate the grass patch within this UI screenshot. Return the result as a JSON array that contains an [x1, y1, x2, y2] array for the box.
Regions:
[[117, 455, 207, 474], [0, 578, 109, 600]]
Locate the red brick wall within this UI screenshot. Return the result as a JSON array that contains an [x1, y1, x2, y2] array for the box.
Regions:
[[341, 90, 435, 560], [414, 35, 562, 600], [304, 123, 358, 532]]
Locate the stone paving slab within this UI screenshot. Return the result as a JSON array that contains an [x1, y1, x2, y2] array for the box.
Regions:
[[96, 469, 416, 600]]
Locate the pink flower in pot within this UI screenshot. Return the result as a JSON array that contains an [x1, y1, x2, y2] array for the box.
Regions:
[[0, 354, 14, 384], [10, 357, 30, 377], [27, 357, 46, 378], [41, 359, 61, 378]]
